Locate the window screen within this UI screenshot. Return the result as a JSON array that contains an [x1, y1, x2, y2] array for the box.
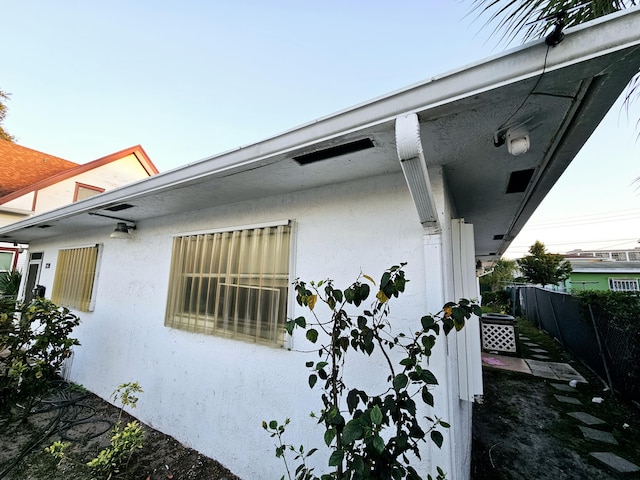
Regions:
[[165, 224, 291, 346], [51, 245, 100, 311]]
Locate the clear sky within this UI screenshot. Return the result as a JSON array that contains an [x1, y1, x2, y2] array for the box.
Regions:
[[2, 1, 639, 258]]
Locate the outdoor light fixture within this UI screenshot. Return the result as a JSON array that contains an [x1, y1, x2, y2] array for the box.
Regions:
[[88, 211, 137, 239], [506, 131, 530, 156], [493, 127, 531, 156], [109, 222, 136, 239]]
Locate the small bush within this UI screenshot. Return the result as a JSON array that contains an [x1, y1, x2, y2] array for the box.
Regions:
[[87, 382, 145, 479], [0, 299, 80, 414], [574, 291, 640, 334]]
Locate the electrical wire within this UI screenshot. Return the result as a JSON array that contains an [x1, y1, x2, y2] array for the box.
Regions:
[[0, 380, 114, 479]]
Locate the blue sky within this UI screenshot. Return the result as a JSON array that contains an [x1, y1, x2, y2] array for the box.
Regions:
[[2, 1, 639, 257]]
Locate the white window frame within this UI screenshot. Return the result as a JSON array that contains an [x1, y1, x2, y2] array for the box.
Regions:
[[608, 277, 639, 292], [165, 220, 295, 347]]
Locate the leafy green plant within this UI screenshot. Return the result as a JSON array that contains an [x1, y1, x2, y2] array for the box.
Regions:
[[45, 440, 72, 467], [574, 290, 640, 332], [0, 299, 80, 416], [87, 382, 145, 479], [0, 269, 21, 297], [264, 264, 481, 480], [481, 290, 511, 313]]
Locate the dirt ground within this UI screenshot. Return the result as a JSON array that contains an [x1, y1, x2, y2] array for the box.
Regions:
[[0, 386, 241, 480], [471, 320, 640, 479]]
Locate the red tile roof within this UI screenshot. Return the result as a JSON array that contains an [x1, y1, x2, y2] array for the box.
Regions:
[[0, 140, 78, 197]]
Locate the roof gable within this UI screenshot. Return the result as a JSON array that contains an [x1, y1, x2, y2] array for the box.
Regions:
[[0, 140, 78, 197], [0, 144, 159, 205]]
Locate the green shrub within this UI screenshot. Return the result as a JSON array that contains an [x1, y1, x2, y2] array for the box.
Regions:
[[574, 291, 640, 334], [0, 298, 80, 414], [87, 382, 145, 479]]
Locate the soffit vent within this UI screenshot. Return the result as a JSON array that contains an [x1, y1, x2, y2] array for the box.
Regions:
[[293, 138, 375, 165], [104, 203, 135, 212], [506, 169, 535, 194], [493, 234, 505, 240]]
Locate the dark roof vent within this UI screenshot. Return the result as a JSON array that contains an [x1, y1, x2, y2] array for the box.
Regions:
[[293, 138, 375, 165], [493, 234, 505, 240], [506, 169, 535, 194], [105, 203, 134, 212], [38, 225, 51, 229]]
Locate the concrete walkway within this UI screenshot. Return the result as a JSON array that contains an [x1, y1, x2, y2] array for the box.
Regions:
[[481, 335, 639, 475]]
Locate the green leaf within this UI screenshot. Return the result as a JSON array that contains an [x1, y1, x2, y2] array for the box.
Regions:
[[372, 435, 385, 454], [308, 374, 317, 388], [306, 329, 318, 343], [333, 289, 343, 303], [342, 419, 364, 444], [420, 369, 438, 385], [269, 420, 278, 429], [324, 428, 336, 447], [431, 430, 444, 449], [295, 316, 307, 328], [328, 449, 344, 467], [399, 357, 415, 367], [370, 405, 383, 426], [421, 315, 435, 330], [421, 386, 434, 406], [284, 320, 296, 335], [393, 373, 408, 391]]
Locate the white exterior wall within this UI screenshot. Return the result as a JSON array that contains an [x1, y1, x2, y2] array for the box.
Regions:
[[0, 192, 35, 213], [28, 172, 479, 479], [32, 154, 150, 214]]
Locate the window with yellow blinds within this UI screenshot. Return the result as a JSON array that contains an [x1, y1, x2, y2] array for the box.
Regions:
[[165, 223, 291, 346], [51, 245, 101, 312]]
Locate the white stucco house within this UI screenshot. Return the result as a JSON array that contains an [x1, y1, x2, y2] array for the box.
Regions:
[[1, 10, 640, 479]]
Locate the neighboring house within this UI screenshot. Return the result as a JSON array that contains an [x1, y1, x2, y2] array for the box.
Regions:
[[565, 247, 640, 262], [0, 141, 158, 291], [565, 259, 640, 292], [1, 11, 640, 479]]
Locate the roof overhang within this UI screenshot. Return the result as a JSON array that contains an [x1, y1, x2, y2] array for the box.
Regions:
[[2, 9, 640, 262]]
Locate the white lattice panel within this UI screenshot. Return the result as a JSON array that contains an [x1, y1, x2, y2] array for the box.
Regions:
[[481, 323, 517, 353]]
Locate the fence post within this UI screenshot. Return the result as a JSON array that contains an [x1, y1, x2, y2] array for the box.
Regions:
[[548, 296, 565, 347], [588, 304, 614, 393]]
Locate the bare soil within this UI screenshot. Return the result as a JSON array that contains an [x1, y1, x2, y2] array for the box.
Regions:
[[0, 386, 241, 480], [471, 319, 640, 479]]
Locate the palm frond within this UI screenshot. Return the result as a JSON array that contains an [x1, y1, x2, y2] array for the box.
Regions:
[[467, 0, 632, 47]]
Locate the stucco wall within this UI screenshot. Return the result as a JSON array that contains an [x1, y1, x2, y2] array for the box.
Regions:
[[33, 154, 151, 214], [27, 172, 477, 479]]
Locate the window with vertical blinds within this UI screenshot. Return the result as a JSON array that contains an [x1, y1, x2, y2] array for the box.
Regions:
[[165, 223, 291, 346], [51, 245, 100, 312]]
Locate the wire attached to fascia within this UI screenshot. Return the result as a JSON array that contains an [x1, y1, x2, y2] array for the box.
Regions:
[[494, 44, 552, 147]]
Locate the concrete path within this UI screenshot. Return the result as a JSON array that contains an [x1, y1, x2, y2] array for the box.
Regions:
[[481, 335, 640, 475]]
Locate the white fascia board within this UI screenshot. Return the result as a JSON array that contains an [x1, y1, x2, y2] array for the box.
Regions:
[[1, 8, 640, 237]]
